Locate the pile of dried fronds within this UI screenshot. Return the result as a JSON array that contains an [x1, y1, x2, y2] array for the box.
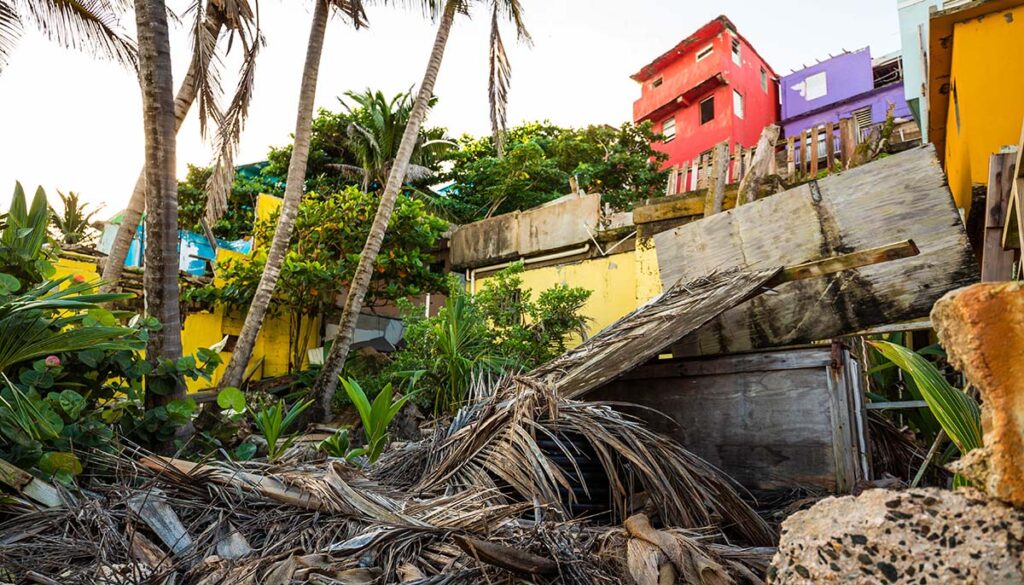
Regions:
[[0, 377, 775, 584]]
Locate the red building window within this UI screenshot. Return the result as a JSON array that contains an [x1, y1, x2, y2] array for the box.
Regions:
[[696, 44, 714, 62], [699, 96, 715, 125], [662, 116, 677, 142]]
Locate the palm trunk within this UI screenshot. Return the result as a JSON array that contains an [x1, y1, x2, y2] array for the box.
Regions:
[[101, 6, 226, 293], [134, 0, 185, 413], [219, 0, 329, 389], [311, 3, 457, 421]]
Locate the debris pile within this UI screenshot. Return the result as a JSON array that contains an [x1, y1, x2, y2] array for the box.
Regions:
[[0, 377, 775, 584]]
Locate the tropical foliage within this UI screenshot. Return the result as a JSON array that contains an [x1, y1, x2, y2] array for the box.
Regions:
[[388, 265, 591, 414], [184, 187, 448, 371], [439, 121, 668, 222], [263, 90, 453, 196], [341, 378, 411, 463], [2, 182, 56, 285], [49, 190, 101, 245], [870, 340, 983, 458], [178, 164, 272, 241], [250, 398, 313, 462]]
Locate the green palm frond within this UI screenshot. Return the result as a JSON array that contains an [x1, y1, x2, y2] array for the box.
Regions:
[[869, 340, 983, 455], [0, 1, 22, 71]]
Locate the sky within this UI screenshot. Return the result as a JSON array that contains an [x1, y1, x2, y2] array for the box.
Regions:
[[0, 0, 902, 215]]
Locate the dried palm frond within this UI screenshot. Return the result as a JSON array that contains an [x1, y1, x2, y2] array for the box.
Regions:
[[7, 0, 136, 74], [409, 376, 775, 546]]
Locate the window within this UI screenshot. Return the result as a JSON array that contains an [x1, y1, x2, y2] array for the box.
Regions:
[[696, 44, 714, 62], [852, 106, 873, 132], [652, 77, 663, 89], [760, 67, 768, 93], [699, 96, 715, 125], [733, 90, 744, 119], [731, 38, 741, 66], [662, 116, 676, 142]]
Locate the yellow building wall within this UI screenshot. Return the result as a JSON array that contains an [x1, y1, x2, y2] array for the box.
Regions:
[[475, 250, 660, 340], [944, 5, 1024, 209], [52, 191, 314, 393]]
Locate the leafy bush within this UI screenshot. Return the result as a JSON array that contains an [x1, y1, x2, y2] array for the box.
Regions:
[[2, 182, 57, 285], [387, 265, 590, 414], [184, 187, 448, 372], [439, 121, 668, 222]]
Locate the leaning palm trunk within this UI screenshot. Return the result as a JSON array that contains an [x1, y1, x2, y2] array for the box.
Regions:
[[219, 0, 330, 389], [100, 5, 226, 293], [311, 3, 457, 421], [134, 0, 185, 412]]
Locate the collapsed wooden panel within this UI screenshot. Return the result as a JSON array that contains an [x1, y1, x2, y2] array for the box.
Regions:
[[654, 145, 977, 356], [588, 346, 865, 493], [529, 267, 781, 399]]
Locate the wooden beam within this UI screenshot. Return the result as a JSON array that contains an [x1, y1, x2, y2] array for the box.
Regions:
[[825, 121, 836, 173], [786, 136, 796, 177], [633, 188, 740, 224], [982, 151, 1017, 279], [839, 118, 857, 170], [767, 239, 920, 286], [1001, 121, 1024, 251], [798, 130, 809, 177]]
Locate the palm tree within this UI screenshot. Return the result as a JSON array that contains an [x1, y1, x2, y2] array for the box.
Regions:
[[133, 0, 184, 419], [49, 190, 101, 245], [0, 0, 136, 74], [100, 0, 260, 293], [337, 88, 453, 191], [218, 0, 368, 390], [310, 0, 529, 421]]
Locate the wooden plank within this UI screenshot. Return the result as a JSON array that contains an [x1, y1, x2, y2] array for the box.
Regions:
[[768, 239, 920, 285], [128, 489, 193, 556], [1001, 121, 1024, 251], [0, 458, 61, 508], [654, 146, 978, 356], [633, 188, 740, 224], [866, 400, 929, 410], [704, 142, 729, 217], [982, 151, 1017, 279], [825, 121, 836, 173], [738, 125, 780, 205], [798, 130, 809, 177], [810, 126, 820, 177], [839, 118, 857, 169], [826, 344, 858, 493], [786, 136, 796, 178], [590, 349, 843, 492]]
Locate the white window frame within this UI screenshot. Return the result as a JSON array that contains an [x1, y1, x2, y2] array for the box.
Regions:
[[662, 116, 677, 142], [731, 38, 741, 66], [760, 67, 768, 93], [696, 43, 714, 62], [733, 90, 744, 119]]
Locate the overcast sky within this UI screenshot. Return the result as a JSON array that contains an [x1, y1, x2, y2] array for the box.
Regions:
[[0, 0, 902, 214]]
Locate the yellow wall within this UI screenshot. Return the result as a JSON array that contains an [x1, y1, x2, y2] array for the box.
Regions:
[[943, 5, 1024, 209], [474, 248, 663, 341], [52, 191, 314, 392]]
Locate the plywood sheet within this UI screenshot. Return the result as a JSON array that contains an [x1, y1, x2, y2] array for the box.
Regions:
[[654, 146, 977, 356]]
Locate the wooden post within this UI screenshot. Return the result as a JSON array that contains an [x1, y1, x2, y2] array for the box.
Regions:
[[786, 136, 796, 178], [768, 141, 778, 176], [738, 125, 781, 206], [704, 141, 730, 217], [825, 121, 836, 173], [690, 157, 699, 191], [679, 161, 689, 193], [733, 143, 743, 184], [839, 118, 857, 170], [665, 165, 679, 196], [982, 152, 1017, 281], [810, 126, 820, 177], [798, 130, 809, 178]]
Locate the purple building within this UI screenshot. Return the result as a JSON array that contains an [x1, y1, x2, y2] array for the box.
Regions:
[[780, 48, 920, 146]]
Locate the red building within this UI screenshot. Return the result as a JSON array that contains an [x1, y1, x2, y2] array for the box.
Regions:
[[631, 16, 780, 176]]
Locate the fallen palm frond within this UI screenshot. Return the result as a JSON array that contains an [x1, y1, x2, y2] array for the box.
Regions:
[[388, 375, 774, 547], [0, 377, 775, 583]]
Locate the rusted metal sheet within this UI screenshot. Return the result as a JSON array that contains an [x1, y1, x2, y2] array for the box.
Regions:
[[654, 145, 978, 356]]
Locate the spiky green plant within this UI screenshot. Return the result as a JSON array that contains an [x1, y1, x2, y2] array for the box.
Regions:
[[341, 378, 410, 464], [250, 398, 312, 462]]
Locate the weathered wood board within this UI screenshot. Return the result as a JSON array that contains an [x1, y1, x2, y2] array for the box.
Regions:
[[589, 346, 865, 493], [654, 145, 978, 356]]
